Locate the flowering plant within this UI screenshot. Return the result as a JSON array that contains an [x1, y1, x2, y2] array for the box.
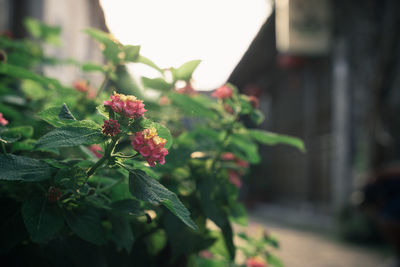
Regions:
[[0, 19, 304, 267]]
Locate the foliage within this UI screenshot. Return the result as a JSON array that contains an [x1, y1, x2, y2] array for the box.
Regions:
[[0, 18, 304, 266]]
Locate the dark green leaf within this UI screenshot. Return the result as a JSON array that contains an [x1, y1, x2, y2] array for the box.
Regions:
[[36, 125, 105, 149], [247, 129, 305, 152], [110, 199, 141, 215], [250, 109, 265, 125], [65, 209, 106, 245], [109, 214, 134, 252], [169, 93, 217, 120], [0, 154, 55, 182], [58, 103, 76, 120], [172, 60, 201, 81], [22, 198, 64, 243], [129, 170, 197, 230]]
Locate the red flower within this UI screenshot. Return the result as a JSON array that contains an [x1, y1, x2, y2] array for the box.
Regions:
[[236, 159, 249, 168], [229, 171, 242, 188], [212, 85, 232, 99], [46, 186, 62, 203], [246, 257, 268, 267], [0, 113, 8, 126], [176, 83, 197, 96], [88, 144, 103, 158], [199, 250, 213, 259], [221, 152, 235, 161], [131, 127, 168, 167], [104, 91, 146, 119], [102, 119, 121, 137]]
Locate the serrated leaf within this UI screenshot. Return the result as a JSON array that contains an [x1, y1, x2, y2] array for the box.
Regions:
[[22, 198, 64, 243], [247, 129, 305, 152], [0, 154, 55, 182], [58, 103, 76, 120], [129, 170, 197, 230], [169, 93, 217, 120], [96, 105, 109, 119], [35, 126, 106, 149], [172, 60, 201, 81], [65, 209, 106, 245], [141, 77, 172, 91]]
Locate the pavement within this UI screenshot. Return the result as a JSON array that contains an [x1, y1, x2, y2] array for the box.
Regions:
[[248, 204, 393, 267]]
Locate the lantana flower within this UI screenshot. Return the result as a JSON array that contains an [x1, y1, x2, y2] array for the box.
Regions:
[[211, 85, 232, 99], [0, 113, 8, 126], [131, 127, 168, 167], [104, 91, 146, 119], [229, 171, 242, 188], [102, 119, 121, 137]]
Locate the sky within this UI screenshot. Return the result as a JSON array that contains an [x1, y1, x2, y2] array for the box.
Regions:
[[99, 0, 271, 90]]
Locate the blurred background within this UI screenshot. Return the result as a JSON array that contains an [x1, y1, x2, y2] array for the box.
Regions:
[[1, 0, 400, 266]]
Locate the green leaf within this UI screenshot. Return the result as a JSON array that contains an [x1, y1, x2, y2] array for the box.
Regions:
[[250, 109, 265, 125], [198, 177, 235, 259], [247, 129, 305, 152], [136, 55, 163, 74], [0, 154, 55, 182], [230, 203, 248, 226], [129, 170, 197, 230], [109, 214, 134, 252], [35, 126, 106, 149], [229, 134, 260, 164], [172, 60, 201, 81], [84, 28, 121, 63], [22, 198, 64, 243], [65, 209, 106, 245], [110, 199, 141, 215], [169, 93, 217, 120], [96, 105, 109, 119], [0, 132, 20, 144], [24, 17, 61, 45], [21, 80, 47, 100], [58, 103, 77, 120], [141, 77, 172, 92], [82, 62, 104, 73], [152, 122, 173, 150], [123, 45, 140, 62], [7, 126, 34, 138]]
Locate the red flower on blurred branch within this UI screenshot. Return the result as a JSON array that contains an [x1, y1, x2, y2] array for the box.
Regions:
[[88, 144, 103, 158], [212, 85, 232, 99], [0, 113, 8, 126], [104, 91, 146, 119], [246, 257, 268, 267], [102, 119, 121, 137]]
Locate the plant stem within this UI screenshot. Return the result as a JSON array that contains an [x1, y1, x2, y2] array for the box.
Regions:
[[86, 137, 119, 178]]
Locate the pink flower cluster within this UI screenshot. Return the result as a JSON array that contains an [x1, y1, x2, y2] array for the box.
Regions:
[[73, 79, 96, 99], [0, 113, 8, 126], [88, 144, 103, 158], [104, 91, 146, 119], [102, 119, 121, 137], [246, 257, 268, 267], [131, 127, 168, 167], [221, 152, 249, 188], [211, 85, 232, 99]]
